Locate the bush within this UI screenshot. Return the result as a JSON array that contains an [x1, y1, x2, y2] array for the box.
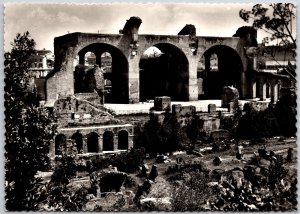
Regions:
[[87, 148, 146, 174], [45, 185, 89, 211], [135, 112, 198, 154], [237, 105, 280, 139], [172, 171, 213, 211], [51, 154, 77, 185], [5, 32, 56, 211]]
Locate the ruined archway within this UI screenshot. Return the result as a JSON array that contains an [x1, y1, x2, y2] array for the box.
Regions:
[[87, 132, 99, 153], [139, 43, 189, 101], [72, 132, 83, 154], [76, 43, 129, 103], [55, 134, 66, 155], [103, 131, 114, 151], [200, 45, 243, 99], [118, 130, 128, 150]]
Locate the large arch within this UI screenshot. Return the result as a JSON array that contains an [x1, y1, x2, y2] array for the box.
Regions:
[[76, 43, 129, 104], [87, 132, 99, 153], [103, 131, 114, 151], [200, 45, 244, 99], [139, 43, 189, 101]]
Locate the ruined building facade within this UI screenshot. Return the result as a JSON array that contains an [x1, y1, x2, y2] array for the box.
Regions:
[[46, 17, 292, 158], [45, 17, 291, 107], [50, 95, 134, 159]]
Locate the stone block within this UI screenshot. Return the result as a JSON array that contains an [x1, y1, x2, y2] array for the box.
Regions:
[[222, 86, 239, 108], [154, 96, 171, 111], [228, 102, 236, 113], [209, 129, 230, 141], [172, 104, 196, 117], [208, 104, 216, 113]]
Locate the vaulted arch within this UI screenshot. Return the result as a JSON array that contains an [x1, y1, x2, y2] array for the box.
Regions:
[[139, 43, 189, 101], [103, 131, 114, 151], [72, 132, 83, 154], [118, 130, 128, 150], [75, 43, 129, 103], [87, 132, 99, 153], [200, 45, 244, 99]]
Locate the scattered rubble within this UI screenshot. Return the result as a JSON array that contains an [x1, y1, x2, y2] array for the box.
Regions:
[[213, 156, 222, 166]]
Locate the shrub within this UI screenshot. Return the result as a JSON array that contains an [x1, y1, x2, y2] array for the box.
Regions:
[[172, 171, 213, 211]]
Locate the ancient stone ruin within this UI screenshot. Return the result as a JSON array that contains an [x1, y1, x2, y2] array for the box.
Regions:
[[50, 96, 134, 160]]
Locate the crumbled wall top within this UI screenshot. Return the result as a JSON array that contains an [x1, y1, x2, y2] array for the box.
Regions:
[[54, 95, 120, 127]]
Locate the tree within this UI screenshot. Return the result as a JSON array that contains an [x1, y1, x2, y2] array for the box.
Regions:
[[239, 4, 296, 80], [240, 3, 296, 48], [4, 32, 56, 210]]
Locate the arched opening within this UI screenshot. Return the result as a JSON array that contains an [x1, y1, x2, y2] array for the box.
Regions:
[[139, 44, 189, 102], [87, 132, 99, 153], [72, 132, 83, 154], [75, 43, 129, 103], [200, 45, 243, 99], [118, 130, 128, 150], [209, 53, 219, 71], [55, 134, 66, 155], [101, 52, 112, 72], [85, 52, 96, 67], [101, 52, 112, 103], [103, 131, 114, 151]]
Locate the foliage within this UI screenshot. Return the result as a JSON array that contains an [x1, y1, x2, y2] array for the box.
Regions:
[[50, 154, 77, 185], [237, 90, 296, 139], [239, 4, 296, 80], [5, 32, 56, 211], [110, 148, 146, 173], [209, 163, 296, 211], [135, 111, 198, 154], [88, 148, 146, 173], [239, 3, 296, 47], [44, 152, 88, 211], [274, 88, 297, 136], [237, 105, 280, 139], [171, 157, 297, 211], [44, 184, 89, 211]]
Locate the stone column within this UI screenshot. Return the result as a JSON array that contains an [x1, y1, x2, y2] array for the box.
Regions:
[[253, 56, 257, 70], [259, 79, 266, 101], [188, 55, 198, 101], [49, 139, 56, 159], [271, 81, 279, 103], [128, 55, 140, 103], [83, 137, 88, 153], [274, 83, 279, 102], [278, 81, 282, 99], [113, 135, 118, 151], [96, 53, 102, 66], [240, 72, 247, 98], [128, 135, 134, 150], [98, 135, 103, 153], [252, 81, 256, 99], [64, 139, 70, 155]]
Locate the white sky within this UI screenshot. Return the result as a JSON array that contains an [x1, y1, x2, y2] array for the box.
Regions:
[[4, 3, 291, 52]]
